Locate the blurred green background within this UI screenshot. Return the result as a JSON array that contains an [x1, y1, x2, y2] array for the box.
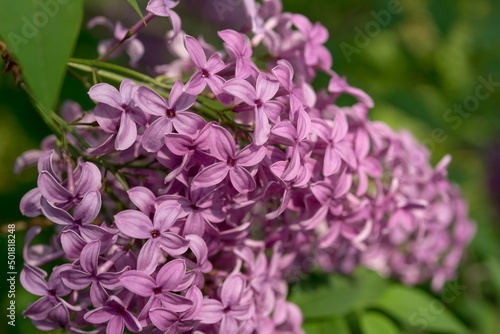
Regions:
[[1, 0, 499, 333]]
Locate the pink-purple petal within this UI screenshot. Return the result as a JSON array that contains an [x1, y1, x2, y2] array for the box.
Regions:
[[184, 35, 207, 69], [137, 239, 161, 274], [115, 112, 137, 150], [88, 83, 123, 110], [94, 103, 121, 133], [121, 270, 156, 296], [134, 86, 168, 117], [37, 172, 73, 203], [114, 210, 153, 239], [142, 117, 173, 152], [73, 190, 101, 225], [172, 111, 205, 135], [223, 79, 256, 106], [198, 299, 224, 324], [20, 266, 48, 296], [221, 275, 245, 307], [157, 259, 186, 291]]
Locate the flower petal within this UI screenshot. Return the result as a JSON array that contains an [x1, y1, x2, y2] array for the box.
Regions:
[[256, 73, 279, 102], [73, 190, 101, 225], [20, 265, 48, 296], [37, 171, 72, 204], [331, 111, 349, 142], [142, 117, 173, 152], [192, 162, 229, 188], [198, 299, 223, 324], [134, 86, 168, 117], [221, 275, 245, 307], [107, 315, 124, 334], [60, 230, 86, 259], [170, 81, 196, 111], [84, 307, 113, 324], [20, 188, 42, 217], [115, 112, 137, 150], [158, 292, 193, 312], [121, 270, 156, 297], [209, 125, 235, 161], [183, 71, 206, 95], [205, 52, 226, 74], [114, 210, 153, 239], [165, 133, 192, 156], [60, 269, 92, 290], [89, 83, 123, 110], [173, 111, 205, 135], [149, 308, 177, 331], [74, 162, 102, 198], [253, 107, 271, 146], [229, 166, 256, 194], [184, 35, 206, 69], [94, 103, 121, 133], [157, 259, 186, 291], [137, 239, 161, 274], [90, 282, 109, 308], [324, 145, 341, 176], [128, 186, 156, 217], [40, 197, 74, 225], [154, 202, 182, 231], [80, 240, 100, 275], [158, 232, 190, 256], [221, 314, 239, 333], [223, 78, 256, 106]]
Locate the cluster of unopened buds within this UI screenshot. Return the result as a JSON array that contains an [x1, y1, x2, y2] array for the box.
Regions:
[[16, 0, 475, 333]]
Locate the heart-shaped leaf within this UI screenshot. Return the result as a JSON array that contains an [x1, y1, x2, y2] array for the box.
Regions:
[[0, 0, 83, 111]]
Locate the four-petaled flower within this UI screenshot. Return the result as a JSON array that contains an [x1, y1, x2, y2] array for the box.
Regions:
[[135, 80, 204, 152], [193, 124, 267, 194], [312, 111, 357, 176], [84, 296, 142, 334], [198, 275, 254, 333], [120, 259, 193, 319], [20, 265, 76, 320], [184, 35, 232, 105], [114, 202, 189, 274], [89, 79, 148, 150], [60, 240, 129, 307], [224, 73, 284, 145]]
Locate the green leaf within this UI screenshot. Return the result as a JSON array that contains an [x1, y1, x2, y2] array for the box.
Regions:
[[485, 257, 500, 301], [352, 268, 389, 310], [289, 269, 389, 320], [374, 285, 468, 334], [304, 317, 351, 334], [289, 274, 359, 319], [0, 0, 83, 111], [360, 312, 399, 334], [126, 0, 146, 24]]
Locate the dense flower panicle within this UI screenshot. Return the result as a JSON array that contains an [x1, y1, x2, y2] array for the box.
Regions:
[[18, 0, 475, 333]]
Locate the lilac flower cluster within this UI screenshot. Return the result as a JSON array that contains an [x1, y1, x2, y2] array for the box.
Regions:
[[17, 0, 475, 333]]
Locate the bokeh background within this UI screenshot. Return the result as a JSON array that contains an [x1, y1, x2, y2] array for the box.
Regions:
[[1, 0, 499, 333]]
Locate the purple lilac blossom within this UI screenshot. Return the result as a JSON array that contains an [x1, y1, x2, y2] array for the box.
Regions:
[[17, 1, 475, 333]]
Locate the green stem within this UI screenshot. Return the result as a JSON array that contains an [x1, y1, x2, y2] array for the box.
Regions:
[[69, 57, 171, 90], [21, 82, 90, 149], [67, 67, 92, 90], [98, 13, 156, 63], [68, 62, 141, 85], [98, 159, 130, 191]]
